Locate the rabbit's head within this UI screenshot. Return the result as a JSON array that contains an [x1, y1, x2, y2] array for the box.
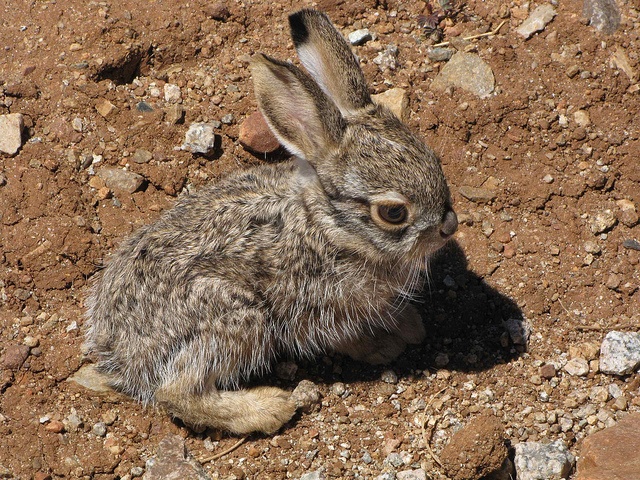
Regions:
[[251, 10, 457, 268]]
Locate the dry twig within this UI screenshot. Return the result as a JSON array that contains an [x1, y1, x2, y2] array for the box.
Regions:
[[200, 436, 247, 464], [432, 20, 507, 48], [421, 387, 447, 469]]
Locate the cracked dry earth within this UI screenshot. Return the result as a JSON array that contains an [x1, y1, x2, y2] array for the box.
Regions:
[[0, 0, 639, 479]]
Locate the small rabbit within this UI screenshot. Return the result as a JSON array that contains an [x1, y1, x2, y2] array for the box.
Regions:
[[85, 9, 458, 435]]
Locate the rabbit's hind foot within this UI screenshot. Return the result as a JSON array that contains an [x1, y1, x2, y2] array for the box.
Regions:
[[156, 382, 297, 435]]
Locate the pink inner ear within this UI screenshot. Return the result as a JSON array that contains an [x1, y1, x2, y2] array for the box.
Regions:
[[296, 44, 339, 110]]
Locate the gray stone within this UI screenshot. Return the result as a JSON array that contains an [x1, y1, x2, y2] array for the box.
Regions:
[[396, 469, 427, 480], [96, 167, 145, 194], [381, 369, 398, 384], [385, 452, 405, 468], [428, 47, 454, 62], [131, 149, 153, 164], [143, 435, 211, 480], [372, 88, 408, 121], [292, 379, 321, 412], [300, 470, 326, 480], [503, 317, 531, 346], [181, 123, 220, 154], [599, 331, 640, 375], [0, 113, 24, 155], [373, 44, 399, 71], [516, 4, 557, 39], [348, 28, 372, 46], [431, 52, 495, 98], [459, 185, 496, 203], [514, 440, 575, 480], [583, 0, 620, 34]]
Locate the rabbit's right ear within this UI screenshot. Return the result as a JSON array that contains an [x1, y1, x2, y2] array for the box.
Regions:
[[250, 53, 345, 161], [289, 9, 372, 116]]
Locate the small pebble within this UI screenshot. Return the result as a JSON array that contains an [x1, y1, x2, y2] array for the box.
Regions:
[[564, 357, 590, 376], [348, 28, 372, 46], [381, 369, 398, 384], [92, 422, 107, 437], [163, 84, 181, 103]]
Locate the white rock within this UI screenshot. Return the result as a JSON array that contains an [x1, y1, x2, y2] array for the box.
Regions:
[[180, 122, 219, 154], [563, 357, 589, 376], [514, 440, 574, 480], [348, 28, 372, 45], [600, 331, 640, 375], [517, 4, 557, 39], [573, 110, 591, 127], [163, 83, 182, 103], [0, 113, 25, 155]]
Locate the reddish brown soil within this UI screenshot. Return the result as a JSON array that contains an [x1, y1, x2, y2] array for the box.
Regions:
[[1, 0, 638, 479]]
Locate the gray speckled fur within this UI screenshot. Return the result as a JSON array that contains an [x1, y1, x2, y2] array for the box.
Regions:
[[85, 9, 456, 435]]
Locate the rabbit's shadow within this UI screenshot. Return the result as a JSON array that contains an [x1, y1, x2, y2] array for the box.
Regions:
[[290, 239, 526, 386]]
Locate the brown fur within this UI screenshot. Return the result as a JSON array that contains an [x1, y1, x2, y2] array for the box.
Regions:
[[85, 9, 457, 434]]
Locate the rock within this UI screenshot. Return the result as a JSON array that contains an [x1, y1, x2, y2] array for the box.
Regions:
[[373, 44, 398, 71], [616, 199, 638, 227], [372, 87, 408, 121], [583, 0, 620, 34], [143, 435, 211, 480], [623, 239, 640, 251], [599, 331, 640, 375], [92, 422, 107, 437], [516, 4, 557, 39], [459, 185, 496, 203], [564, 357, 590, 376], [204, 2, 230, 21], [589, 210, 617, 234], [0, 113, 25, 155], [96, 167, 145, 194], [576, 413, 640, 480], [539, 363, 557, 379], [165, 104, 185, 125], [396, 469, 427, 480], [610, 47, 637, 83], [220, 113, 234, 125], [514, 440, 575, 480], [1, 344, 30, 370], [431, 52, 495, 98], [380, 369, 398, 384], [427, 47, 454, 62], [131, 149, 153, 164], [348, 28, 372, 46], [163, 83, 182, 103], [503, 317, 531, 346], [239, 111, 280, 154], [291, 380, 322, 413], [181, 122, 220, 154], [136, 101, 154, 112], [300, 471, 326, 480], [440, 413, 509, 480], [573, 110, 591, 127], [95, 99, 116, 118], [67, 364, 117, 394]]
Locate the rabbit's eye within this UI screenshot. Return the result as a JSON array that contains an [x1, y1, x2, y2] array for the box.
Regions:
[[376, 204, 408, 225]]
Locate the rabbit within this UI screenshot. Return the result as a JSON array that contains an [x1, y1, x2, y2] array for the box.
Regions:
[[84, 8, 458, 435]]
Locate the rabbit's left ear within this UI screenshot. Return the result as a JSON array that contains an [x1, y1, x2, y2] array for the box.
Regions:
[[289, 9, 372, 116], [250, 54, 345, 162]]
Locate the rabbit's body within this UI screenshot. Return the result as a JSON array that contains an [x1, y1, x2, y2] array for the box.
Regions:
[[86, 9, 457, 434]]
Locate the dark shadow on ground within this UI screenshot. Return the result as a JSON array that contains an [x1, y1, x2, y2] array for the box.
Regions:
[[287, 239, 526, 386]]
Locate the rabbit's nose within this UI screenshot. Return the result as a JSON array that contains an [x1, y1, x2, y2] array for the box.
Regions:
[[440, 209, 458, 238]]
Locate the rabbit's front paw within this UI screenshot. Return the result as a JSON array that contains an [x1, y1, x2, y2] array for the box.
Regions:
[[335, 332, 407, 365], [395, 303, 426, 345]]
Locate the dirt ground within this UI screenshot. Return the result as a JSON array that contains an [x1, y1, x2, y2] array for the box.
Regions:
[[1, 0, 638, 479]]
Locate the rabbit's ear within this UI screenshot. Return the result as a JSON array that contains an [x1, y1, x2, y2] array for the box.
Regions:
[[251, 53, 345, 160], [289, 9, 372, 116]]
